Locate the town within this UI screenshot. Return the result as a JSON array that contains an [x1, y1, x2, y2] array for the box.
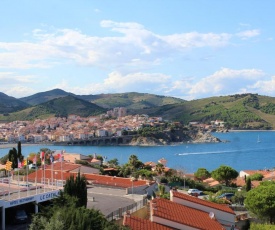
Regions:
[[0, 107, 226, 144]]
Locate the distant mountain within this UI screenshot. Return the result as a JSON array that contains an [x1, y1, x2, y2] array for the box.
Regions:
[[0, 92, 29, 113], [19, 89, 184, 109], [1, 95, 106, 121], [80, 92, 184, 109], [19, 88, 75, 106], [132, 93, 275, 129], [4, 90, 275, 130]]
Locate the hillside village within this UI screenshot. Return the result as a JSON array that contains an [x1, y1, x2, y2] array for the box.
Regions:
[[0, 107, 225, 144]]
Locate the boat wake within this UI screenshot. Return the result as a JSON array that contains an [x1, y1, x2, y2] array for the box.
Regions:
[[176, 149, 247, 156]]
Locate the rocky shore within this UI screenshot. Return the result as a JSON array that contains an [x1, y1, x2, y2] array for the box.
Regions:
[[0, 130, 223, 148], [129, 131, 222, 146]]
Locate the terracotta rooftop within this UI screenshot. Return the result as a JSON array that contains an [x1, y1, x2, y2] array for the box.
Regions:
[[241, 170, 270, 177], [151, 198, 225, 230], [44, 162, 81, 172], [172, 191, 235, 215], [123, 215, 173, 230], [84, 174, 152, 188]]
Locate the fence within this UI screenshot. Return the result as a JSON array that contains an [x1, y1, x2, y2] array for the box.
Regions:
[[106, 198, 147, 221]]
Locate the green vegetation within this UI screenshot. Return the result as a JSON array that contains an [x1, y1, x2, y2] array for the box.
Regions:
[[194, 168, 211, 181], [8, 142, 24, 169], [0, 95, 106, 121], [64, 171, 88, 208], [134, 93, 275, 129], [250, 222, 275, 229], [0, 92, 29, 113], [29, 193, 128, 230], [211, 165, 239, 186], [3, 92, 275, 129], [245, 181, 275, 223], [249, 173, 264, 181]]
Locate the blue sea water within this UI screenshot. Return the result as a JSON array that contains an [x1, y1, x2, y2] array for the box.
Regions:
[[1, 131, 275, 173]]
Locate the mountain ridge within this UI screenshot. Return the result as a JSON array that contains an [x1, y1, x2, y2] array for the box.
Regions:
[[2, 90, 275, 129]]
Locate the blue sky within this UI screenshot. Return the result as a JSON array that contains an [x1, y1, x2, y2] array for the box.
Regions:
[[0, 1, 274, 100]]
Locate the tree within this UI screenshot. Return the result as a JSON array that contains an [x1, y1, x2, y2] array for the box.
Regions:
[[128, 155, 143, 170], [245, 181, 275, 223], [246, 177, 252, 192], [108, 158, 119, 167], [211, 165, 238, 186], [17, 141, 23, 161], [64, 171, 87, 208], [249, 173, 264, 181], [194, 168, 211, 181], [8, 147, 18, 169], [155, 163, 165, 175], [29, 194, 128, 230]]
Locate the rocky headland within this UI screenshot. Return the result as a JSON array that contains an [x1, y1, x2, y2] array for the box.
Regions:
[[129, 130, 222, 146]]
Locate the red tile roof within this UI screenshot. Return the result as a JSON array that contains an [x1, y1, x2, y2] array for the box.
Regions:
[[151, 198, 225, 230], [27, 162, 154, 189], [123, 215, 173, 230], [172, 191, 235, 215], [84, 174, 151, 188]]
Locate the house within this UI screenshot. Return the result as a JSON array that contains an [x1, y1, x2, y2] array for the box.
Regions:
[[123, 214, 174, 230], [123, 197, 226, 230], [170, 191, 235, 230], [84, 174, 156, 195], [63, 152, 91, 163]]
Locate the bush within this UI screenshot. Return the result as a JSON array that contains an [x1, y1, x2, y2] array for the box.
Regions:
[[249, 173, 264, 181]]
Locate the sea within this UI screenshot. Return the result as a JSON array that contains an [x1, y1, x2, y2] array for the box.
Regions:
[[1, 131, 275, 173]]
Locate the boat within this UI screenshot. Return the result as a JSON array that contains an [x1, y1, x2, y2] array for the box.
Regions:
[[257, 135, 261, 143]]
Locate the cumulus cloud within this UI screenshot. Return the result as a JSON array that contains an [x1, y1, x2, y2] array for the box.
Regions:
[[249, 76, 275, 94], [0, 72, 40, 97], [236, 29, 260, 39], [65, 71, 171, 95], [1, 67, 274, 100], [57, 68, 270, 101], [0, 21, 260, 71], [187, 68, 266, 98]]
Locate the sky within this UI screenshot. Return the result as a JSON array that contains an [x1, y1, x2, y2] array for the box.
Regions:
[[0, 1, 275, 100]]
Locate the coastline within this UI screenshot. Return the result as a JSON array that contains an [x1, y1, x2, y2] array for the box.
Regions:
[[227, 129, 275, 132], [0, 143, 53, 150]]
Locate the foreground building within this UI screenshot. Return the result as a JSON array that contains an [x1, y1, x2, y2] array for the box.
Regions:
[[123, 190, 236, 230]]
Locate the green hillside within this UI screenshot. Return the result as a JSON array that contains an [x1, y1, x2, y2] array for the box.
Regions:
[[0, 92, 29, 113], [19, 88, 75, 105], [0, 96, 106, 121], [83, 92, 184, 109], [3, 92, 275, 129], [19, 90, 184, 109], [132, 94, 275, 129]]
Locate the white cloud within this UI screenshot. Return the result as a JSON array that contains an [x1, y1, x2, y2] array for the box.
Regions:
[[66, 71, 171, 95], [0, 21, 260, 71], [236, 29, 260, 39], [1, 68, 274, 100], [0, 72, 40, 97], [187, 68, 266, 98], [249, 76, 275, 94]]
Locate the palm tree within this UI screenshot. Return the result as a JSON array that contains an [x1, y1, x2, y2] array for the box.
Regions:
[[155, 163, 164, 175]]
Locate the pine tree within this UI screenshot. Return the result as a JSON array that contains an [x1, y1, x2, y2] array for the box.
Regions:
[[246, 177, 252, 192], [64, 171, 87, 208]]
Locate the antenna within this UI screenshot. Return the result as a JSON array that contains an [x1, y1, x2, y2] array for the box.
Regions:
[[209, 212, 215, 219]]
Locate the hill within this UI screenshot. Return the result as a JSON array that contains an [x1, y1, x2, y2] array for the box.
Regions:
[[19, 88, 75, 105], [3, 91, 275, 129], [80, 92, 184, 109], [19, 89, 184, 109], [0, 92, 29, 113], [0, 95, 106, 121], [132, 93, 275, 129]]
